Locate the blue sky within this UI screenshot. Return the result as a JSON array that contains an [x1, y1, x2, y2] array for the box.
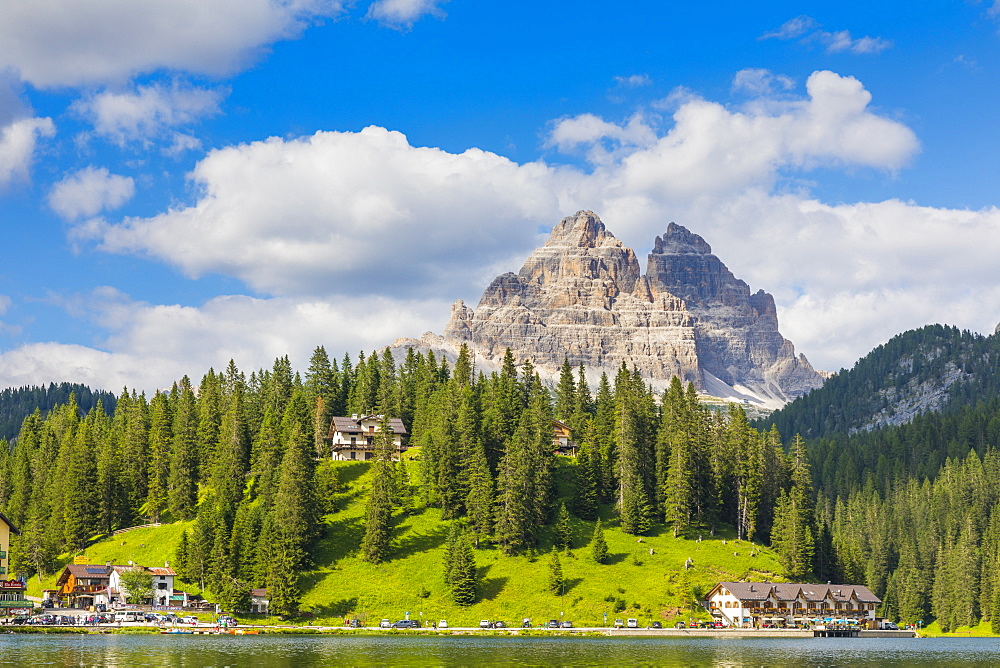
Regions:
[[1, 0, 1000, 392]]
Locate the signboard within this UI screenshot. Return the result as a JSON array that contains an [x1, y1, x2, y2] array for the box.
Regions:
[[0, 579, 25, 589], [73, 555, 90, 565], [7, 608, 30, 615]]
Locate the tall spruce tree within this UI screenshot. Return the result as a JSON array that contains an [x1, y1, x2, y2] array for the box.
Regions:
[[361, 417, 397, 563], [591, 518, 609, 564]]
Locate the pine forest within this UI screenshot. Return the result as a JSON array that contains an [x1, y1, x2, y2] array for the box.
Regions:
[[3, 338, 1000, 631]]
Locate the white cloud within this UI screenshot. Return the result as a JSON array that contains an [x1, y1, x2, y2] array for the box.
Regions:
[[366, 0, 446, 28], [570, 71, 917, 203], [545, 112, 657, 164], [78, 71, 917, 296], [760, 15, 819, 40], [0, 289, 449, 393], [77, 126, 566, 298], [72, 82, 223, 149], [0, 116, 55, 186], [732, 68, 795, 96], [761, 16, 892, 55], [614, 74, 652, 88], [0, 0, 343, 87], [48, 166, 135, 221], [824, 31, 892, 55], [49, 68, 1000, 385]]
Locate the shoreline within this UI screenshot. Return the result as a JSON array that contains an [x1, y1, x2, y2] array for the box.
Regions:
[[1, 625, 919, 639]]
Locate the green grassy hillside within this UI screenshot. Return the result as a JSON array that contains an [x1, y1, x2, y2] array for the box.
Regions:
[[33, 458, 786, 626]]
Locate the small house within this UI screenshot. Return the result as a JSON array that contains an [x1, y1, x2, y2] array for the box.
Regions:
[[328, 414, 407, 461]]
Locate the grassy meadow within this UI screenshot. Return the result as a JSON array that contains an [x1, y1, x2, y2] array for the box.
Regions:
[[31, 456, 786, 626]]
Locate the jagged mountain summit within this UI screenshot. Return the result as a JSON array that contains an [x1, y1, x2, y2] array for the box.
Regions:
[[393, 211, 824, 407]]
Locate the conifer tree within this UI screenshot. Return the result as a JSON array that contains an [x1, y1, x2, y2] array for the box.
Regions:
[[145, 391, 171, 522], [465, 440, 494, 543], [168, 378, 198, 519], [268, 541, 301, 617], [770, 435, 816, 580], [591, 518, 609, 564], [554, 358, 576, 422], [548, 549, 564, 595], [361, 417, 396, 563], [451, 536, 478, 605], [443, 523, 478, 605], [573, 439, 600, 520], [555, 501, 573, 552]]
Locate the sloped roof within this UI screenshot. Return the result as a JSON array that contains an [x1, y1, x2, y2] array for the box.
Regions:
[[329, 415, 407, 436], [56, 564, 111, 586], [0, 511, 20, 536], [713, 582, 880, 604]]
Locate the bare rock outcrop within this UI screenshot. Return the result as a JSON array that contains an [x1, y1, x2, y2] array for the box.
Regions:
[[401, 211, 824, 406]]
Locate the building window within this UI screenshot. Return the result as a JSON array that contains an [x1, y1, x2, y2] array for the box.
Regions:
[[350, 451, 356, 460]]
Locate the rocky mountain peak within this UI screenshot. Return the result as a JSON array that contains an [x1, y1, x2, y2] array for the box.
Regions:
[[402, 212, 824, 407], [652, 222, 714, 256], [545, 210, 621, 248]]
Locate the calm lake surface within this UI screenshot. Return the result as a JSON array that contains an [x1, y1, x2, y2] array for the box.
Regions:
[[1, 634, 999, 667]]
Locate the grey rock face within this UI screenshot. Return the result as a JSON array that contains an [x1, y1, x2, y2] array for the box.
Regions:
[[431, 211, 822, 404]]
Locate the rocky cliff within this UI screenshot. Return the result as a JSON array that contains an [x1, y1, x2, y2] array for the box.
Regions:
[[395, 211, 824, 406]]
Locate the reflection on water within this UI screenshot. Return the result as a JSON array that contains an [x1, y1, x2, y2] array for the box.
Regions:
[[2, 634, 1000, 667]]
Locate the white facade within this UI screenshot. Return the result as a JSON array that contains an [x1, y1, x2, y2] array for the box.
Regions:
[[109, 565, 176, 607], [706, 582, 880, 628], [329, 414, 407, 461]]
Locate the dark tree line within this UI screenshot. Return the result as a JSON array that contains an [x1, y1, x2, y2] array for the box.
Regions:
[[0, 382, 117, 441]]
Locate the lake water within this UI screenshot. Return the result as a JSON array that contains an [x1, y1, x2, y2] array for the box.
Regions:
[[1, 634, 998, 666]]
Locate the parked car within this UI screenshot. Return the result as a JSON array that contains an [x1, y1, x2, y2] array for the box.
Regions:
[[521, 618, 531, 628], [390, 620, 420, 628], [549, 619, 561, 628], [674, 621, 686, 629], [437, 620, 448, 629], [626, 618, 638, 628], [493, 620, 506, 628], [560, 621, 573, 628], [379, 619, 391, 628], [181, 616, 199, 625], [479, 619, 492, 629], [651, 621, 663, 629]]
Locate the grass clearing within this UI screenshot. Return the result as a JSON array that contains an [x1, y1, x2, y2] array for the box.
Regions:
[[31, 458, 785, 626]]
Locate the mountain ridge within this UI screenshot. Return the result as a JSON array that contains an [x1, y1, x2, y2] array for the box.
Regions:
[[395, 211, 824, 407]]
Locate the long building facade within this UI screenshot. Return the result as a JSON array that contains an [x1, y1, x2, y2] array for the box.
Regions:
[[706, 581, 881, 628]]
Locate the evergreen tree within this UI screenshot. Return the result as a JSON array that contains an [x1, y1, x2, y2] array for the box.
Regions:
[[555, 501, 573, 552], [591, 518, 609, 564], [554, 358, 576, 422], [770, 435, 816, 580], [167, 378, 198, 520], [465, 440, 494, 543], [145, 391, 171, 522], [573, 439, 600, 521], [548, 549, 565, 595], [268, 541, 301, 617], [361, 417, 396, 563]]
